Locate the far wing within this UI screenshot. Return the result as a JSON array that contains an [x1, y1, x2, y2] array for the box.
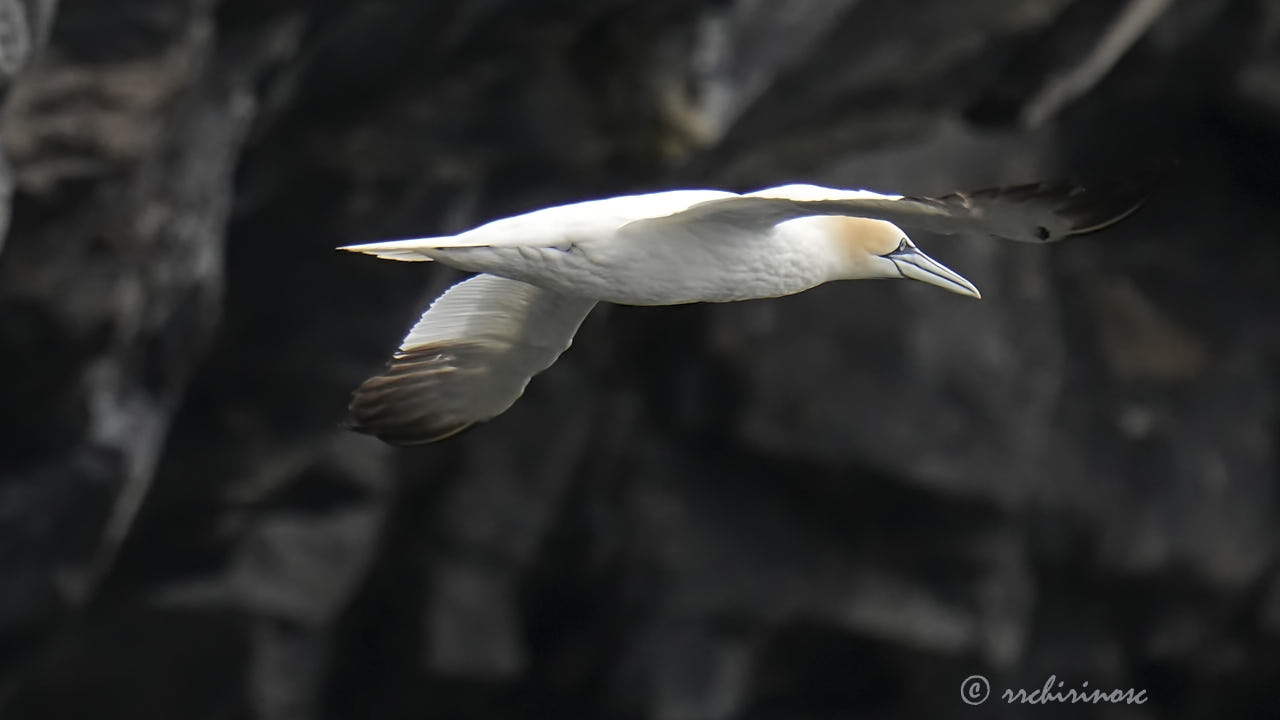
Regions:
[[621, 180, 1149, 244], [346, 274, 596, 445]]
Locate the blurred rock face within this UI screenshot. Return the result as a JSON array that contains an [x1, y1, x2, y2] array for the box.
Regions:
[[0, 1, 1278, 719]]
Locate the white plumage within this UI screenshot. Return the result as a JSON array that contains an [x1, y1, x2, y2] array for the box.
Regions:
[[341, 181, 1145, 444]]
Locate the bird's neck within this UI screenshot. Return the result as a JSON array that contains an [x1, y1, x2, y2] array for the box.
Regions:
[[775, 216, 882, 281]]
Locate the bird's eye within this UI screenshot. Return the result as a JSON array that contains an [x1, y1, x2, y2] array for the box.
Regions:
[[896, 238, 910, 252]]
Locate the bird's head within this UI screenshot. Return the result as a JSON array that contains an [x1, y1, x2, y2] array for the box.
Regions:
[[823, 216, 981, 299]]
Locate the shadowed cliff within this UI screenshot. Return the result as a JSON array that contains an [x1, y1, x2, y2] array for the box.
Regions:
[[1, 1, 1278, 718]]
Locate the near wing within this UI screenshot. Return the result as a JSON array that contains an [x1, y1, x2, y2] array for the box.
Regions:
[[346, 274, 596, 445], [621, 180, 1149, 243]]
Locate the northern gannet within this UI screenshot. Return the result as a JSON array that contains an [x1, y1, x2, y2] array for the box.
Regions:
[[340, 182, 1144, 444]]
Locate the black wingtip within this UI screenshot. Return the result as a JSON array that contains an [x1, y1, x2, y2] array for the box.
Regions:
[[341, 396, 475, 446], [1061, 159, 1179, 237], [1055, 178, 1154, 237], [954, 169, 1163, 243], [340, 340, 497, 446]]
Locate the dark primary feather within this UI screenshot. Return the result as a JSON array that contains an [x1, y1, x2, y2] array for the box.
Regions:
[[346, 340, 496, 444], [916, 178, 1152, 242]]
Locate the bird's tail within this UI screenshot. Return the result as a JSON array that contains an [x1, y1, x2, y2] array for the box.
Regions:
[[339, 226, 522, 261], [337, 238, 450, 262]]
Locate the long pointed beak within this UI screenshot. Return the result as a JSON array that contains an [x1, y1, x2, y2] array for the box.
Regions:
[[889, 248, 981, 299]]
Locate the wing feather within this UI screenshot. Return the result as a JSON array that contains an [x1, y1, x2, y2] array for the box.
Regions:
[[346, 274, 596, 444]]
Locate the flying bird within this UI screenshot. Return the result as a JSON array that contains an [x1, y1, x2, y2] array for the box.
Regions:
[[340, 181, 1145, 444]]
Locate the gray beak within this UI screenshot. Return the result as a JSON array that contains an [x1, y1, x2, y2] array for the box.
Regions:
[[889, 246, 981, 299]]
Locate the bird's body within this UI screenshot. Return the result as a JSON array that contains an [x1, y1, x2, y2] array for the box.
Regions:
[[340, 181, 1146, 444], [426, 209, 839, 305], [351, 187, 900, 305]]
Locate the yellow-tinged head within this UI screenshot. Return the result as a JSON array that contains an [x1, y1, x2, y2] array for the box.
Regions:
[[818, 216, 981, 299]]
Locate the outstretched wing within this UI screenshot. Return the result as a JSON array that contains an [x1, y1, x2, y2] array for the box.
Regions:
[[346, 274, 596, 445], [621, 180, 1149, 244]]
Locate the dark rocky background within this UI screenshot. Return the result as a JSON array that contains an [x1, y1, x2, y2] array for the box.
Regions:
[[1, 0, 1278, 718]]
